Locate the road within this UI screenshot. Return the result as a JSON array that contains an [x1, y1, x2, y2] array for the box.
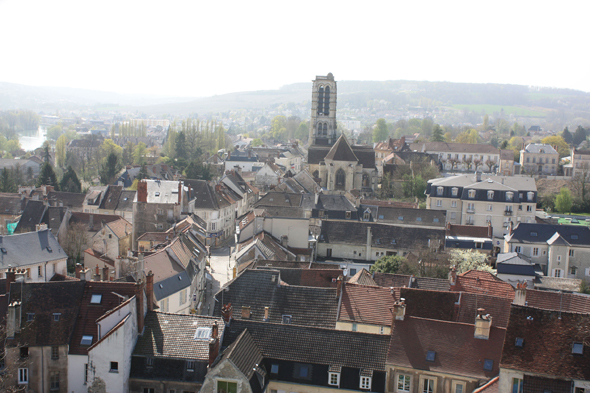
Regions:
[[202, 243, 236, 316]]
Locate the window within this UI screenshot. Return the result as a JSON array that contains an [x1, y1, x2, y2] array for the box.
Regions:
[[157, 208, 163, 215], [20, 347, 28, 358], [475, 242, 483, 249], [512, 378, 523, 393], [426, 350, 436, 362], [506, 192, 514, 201], [450, 212, 456, 220], [573, 342, 584, 355], [294, 363, 311, 379], [483, 359, 494, 371], [335, 169, 346, 190], [533, 248, 539, 256], [422, 378, 434, 393], [437, 186, 444, 196], [416, 217, 422, 222], [90, 294, 102, 304], [186, 360, 195, 371], [515, 337, 524, 347], [110, 361, 119, 373], [179, 289, 187, 306], [451, 200, 457, 208], [436, 200, 442, 207], [452, 187, 458, 196], [18, 368, 28, 384], [217, 380, 237, 393], [572, 234, 579, 240], [486, 216, 492, 223], [194, 327, 212, 340], [360, 376, 372, 390], [346, 211, 351, 219], [515, 246, 522, 253], [352, 323, 357, 332], [468, 190, 476, 198], [146, 357, 153, 367], [27, 313, 34, 321], [51, 346, 59, 360], [527, 205, 533, 212], [398, 216, 404, 221], [160, 298, 169, 313], [271, 364, 279, 374], [558, 255, 562, 262], [282, 315, 292, 324], [398, 374, 411, 392], [570, 266, 578, 275], [50, 371, 60, 390], [380, 326, 385, 334], [487, 204, 493, 211], [53, 313, 61, 322], [487, 191, 494, 200], [81, 335, 93, 346], [467, 203, 475, 212], [85, 364, 89, 384], [329, 372, 340, 386], [553, 269, 563, 278], [570, 249, 575, 257], [454, 383, 464, 393], [38, 266, 42, 277]]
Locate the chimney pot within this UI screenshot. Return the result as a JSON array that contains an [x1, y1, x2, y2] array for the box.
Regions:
[[146, 271, 154, 312], [264, 306, 269, 321], [221, 303, 233, 324]]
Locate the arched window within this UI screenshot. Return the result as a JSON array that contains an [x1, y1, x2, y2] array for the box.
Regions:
[[362, 173, 370, 187], [335, 168, 346, 190], [324, 86, 330, 115], [317, 86, 324, 114], [323, 123, 328, 136]]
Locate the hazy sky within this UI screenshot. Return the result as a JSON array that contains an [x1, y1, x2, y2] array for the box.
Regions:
[[1, 0, 589, 97]]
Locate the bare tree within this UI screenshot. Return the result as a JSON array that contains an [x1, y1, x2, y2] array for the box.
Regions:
[[572, 163, 590, 208], [62, 222, 89, 268], [0, 323, 29, 393]]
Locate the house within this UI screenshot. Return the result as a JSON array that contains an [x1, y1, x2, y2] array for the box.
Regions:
[[387, 308, 506, 393], [451, 270, 516, 299], [254, 161, 284, 191], [495, 253, 540, 287], [359, 205, 446, 228], [204, 153, 225, 177], [129, 312, 225, 393], [409, 142, 502, 173], [374, 137, 411, 175], [499, 305, 590, 392], [83, 186, 108, 214], [0, 229, 67, 281], [0, 192, 26, 235], [235, 232, 297, 266], [219, 318, 390, 393], [498, 149, 516, 176], [426, 172, 537, 237], [519, 143, 559, 175], [445, 222, 494, 252], [0, 158, 41, 176], [336, 282, 396, 334], [132, 179, 188, 250], [225, 149, 261, 172], [66, 136, 104, 161], [565, 148, 590, 177], [46, 191, 86, 212], [503, 222, 590, 278], [89, 217, 132, 261], [220, 170, 259, 218], [274, 169, 322, 194]]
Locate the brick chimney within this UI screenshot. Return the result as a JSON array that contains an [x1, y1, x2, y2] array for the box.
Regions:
[[146, 271, 154, 312], [102, 266, 109, 281], [474, 308, 492, 340], [5, 267, 15, 293], [336, 275, 344, 299], [513, 281, 527, 306], [449, 266, 457, 287], [95, 265, 100, 281], [208, 321, 220, 368], [221, 303, 233, 325], [178, 181, 182, 204], [75, 263, 83, 279], [137, 180, 148, 203], [393, 298, 406, 321], [135, 277, 146, 334], [263, 306, 270, 322], [241, 306, 251, 319]]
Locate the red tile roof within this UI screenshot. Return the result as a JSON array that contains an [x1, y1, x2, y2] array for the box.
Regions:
[[388, 316, 506, 379], [339, 283, 396, 326], [501, 305, 590, 380], [455, 292, 512, 329], [521, 289, 590, 313], [447, 223, 492, 239], [454, 270, 515, 299], [473, 376, 499, 393]]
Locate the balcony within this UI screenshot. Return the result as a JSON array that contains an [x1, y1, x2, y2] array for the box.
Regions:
[[504, 210, 513, 216], [466, 209, 475, 214], [465, 222, 475, 225]]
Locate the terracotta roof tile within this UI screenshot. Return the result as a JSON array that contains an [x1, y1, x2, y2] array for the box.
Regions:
[[454, 270, 515, 299], [521, 288, 590, 313], [339, 283, 396, 326], [348, 269, 378, 286]]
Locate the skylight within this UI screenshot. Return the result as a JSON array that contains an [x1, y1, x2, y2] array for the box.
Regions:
[[573, 342, 584, 355], [81, 335, 93, 346], [515, 337, 524, 347], [483, 359, 493, 371], [572, 235, 579, 240], [398, 216, 404, 221], [90, 294, 102, 304], [194, 327, 212, 340], [530, 232, 537, 237], [426, 351, 436, 362]]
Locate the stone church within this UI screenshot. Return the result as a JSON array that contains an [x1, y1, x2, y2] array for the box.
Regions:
[[307, 74, 377, 194]]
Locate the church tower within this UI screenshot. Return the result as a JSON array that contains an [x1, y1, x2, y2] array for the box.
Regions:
[[309, 73, 338, 145]]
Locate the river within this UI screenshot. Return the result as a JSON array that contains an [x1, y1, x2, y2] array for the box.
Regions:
[[18, 126, 47, 152]]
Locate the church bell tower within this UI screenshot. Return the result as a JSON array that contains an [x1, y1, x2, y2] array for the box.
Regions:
[[309, 73, 338, 146]]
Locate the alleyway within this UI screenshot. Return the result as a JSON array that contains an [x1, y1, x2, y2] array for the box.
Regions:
[[202, 242, 236, 316]]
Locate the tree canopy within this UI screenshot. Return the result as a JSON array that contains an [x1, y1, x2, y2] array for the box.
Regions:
[[555, 187, 573, 213], [37, 162, 60, 190], [60, 166, 82, 193], [372, 119, 389, 143]]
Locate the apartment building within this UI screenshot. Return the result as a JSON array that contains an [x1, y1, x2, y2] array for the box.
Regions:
[[519, 143, 559, 175]]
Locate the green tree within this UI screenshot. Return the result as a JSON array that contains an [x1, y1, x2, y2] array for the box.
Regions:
[[294, 122, 309, 141], [541, 135, 570, 157], [137, 164, 149, 181], [99, 152, 121, 185], [430, 124, 445, 142], [185, 160, 211, 181], [37, 162, 60, 190], [562, 126, 573, 145], [373, 118, 388, 142], [402, 174, 427, 199], [251, 138, 263, 147], [455, 129, 479, 144], [60, 166, 82, 193], [0, 168, 16, 193], [573, 126, 587, 146], [175, 131, 188, 160], [55, 134, 67, 168], [133, 142, 147, 165], [555, 187, 573, 213], [47, 124, 63, 141], [369, 255, 406, 274], [449, 249, 493, 274]]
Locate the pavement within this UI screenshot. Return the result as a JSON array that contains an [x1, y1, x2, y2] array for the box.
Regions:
[[202, 242, 236, 316]]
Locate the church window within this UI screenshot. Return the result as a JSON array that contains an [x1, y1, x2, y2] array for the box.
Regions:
[[323, 123, 328, 136], [318, 86, 324, 114], [335, 169, 346, 190], [324, 86, 330, 115], [363, 173, 370, 187]]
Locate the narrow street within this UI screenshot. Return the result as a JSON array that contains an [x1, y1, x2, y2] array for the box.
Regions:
[[202, 241, 236, 316]]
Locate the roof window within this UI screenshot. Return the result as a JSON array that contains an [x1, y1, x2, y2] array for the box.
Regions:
[[80, 335, 93, 346], [416, 217, 422, 222], [483, 359, 494, 371], [426, 350, 436, 362], [0, 248, 6, 253], [90, 294, 102, 304], [572, 235, 579, 240], [530, 232, 537, 237], [398, 216, 404, 221], [194, 327, 212, 340], [573, 342, 584, 355], [46, 246, 52, 252], [515, 337, 524, 347], [155, 192, 160, 197]]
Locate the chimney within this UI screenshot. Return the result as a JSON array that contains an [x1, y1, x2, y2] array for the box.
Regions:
[[209, 322, 220, 368], [476, 171, 482, 182], [7, 299, 21, 338], [241, 306, 251, 319], [474, 308, 492, 339], [280, 236, 288, 247], [95, 264, 100, 281], [315, 192, 319, 205], [75, 263, 83, 279], [509, 220, 514, 235], [248, 150, 251, 159], [221, 303, 233, 325], [146, 271, 154, 312], [81, 267, 89, 281], [227, 151, 231, 159], [5, 267, 15, 293], [102, 266, 109, 281], [263, 306, 270, 322], [178, 181, 182, 204], [336, 275, 344, 299], [215, 184, 222, 193], [513, 281, 527, 306], [135, 277, 145, 334], [449, 266, 457, 287], [393, 298, 406, 321], [137, 180, 148, 203], [89, 214, 94, 230]]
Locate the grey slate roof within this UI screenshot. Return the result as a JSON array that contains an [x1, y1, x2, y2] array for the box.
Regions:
[[0, 193, 25, 216], [255, 192, 303, 208], [219, 329, 263, 380], [47, 191, 85, 210], [133, 311, 225, 359], [15, 200, 46, 233], [523, 143, 557, 154], [325, 135, 358, 162], [213, 269, 338, 329], [223, 319, 390, 371], [116, 190, 136, 211], [0, 229, 66, 269], [359, 205, 446, 226], [185, 179, 218, 210], [506, 223, 590, 247], [153, 270, 191, 301]]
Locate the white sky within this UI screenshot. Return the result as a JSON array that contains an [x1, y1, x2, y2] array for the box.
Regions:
[[1, 0, 589, 98]]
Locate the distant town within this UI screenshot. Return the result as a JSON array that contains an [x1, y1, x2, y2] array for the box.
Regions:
[[1, 74, 590, 393]]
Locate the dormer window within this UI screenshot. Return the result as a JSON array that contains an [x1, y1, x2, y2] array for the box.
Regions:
[[437, 186, 444, 196], [527, 192, 534, 201], [452, 187, 458, 196], [515, 337, 524, 347], [90, 294, 102, 304], [483, 359, 494, 371], [426, 351, 436, 362], [506, 192, 514, 201], [363, 210, 370, 221], [194, 327, 212, 340], [573, 342, 584, 355], [487, 191, 494, 200], [80, 335, 93, 346], [468, 190, 476, 199]]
